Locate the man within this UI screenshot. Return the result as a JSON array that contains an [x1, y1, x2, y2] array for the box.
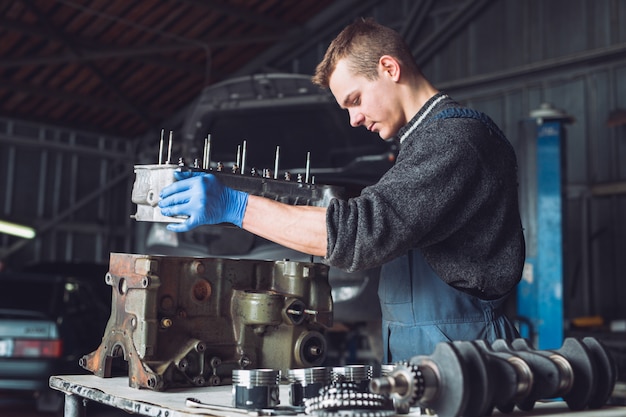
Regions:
[[159, 18, 525, 363]]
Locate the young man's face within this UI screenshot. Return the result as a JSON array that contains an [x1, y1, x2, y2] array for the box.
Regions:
[[328, 58, 405, 140]]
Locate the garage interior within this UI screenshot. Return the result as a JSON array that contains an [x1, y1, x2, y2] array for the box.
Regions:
[[1, 1, 626, 416]]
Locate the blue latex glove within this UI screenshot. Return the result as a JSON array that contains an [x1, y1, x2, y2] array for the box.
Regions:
[[158, 171, 249, 232]]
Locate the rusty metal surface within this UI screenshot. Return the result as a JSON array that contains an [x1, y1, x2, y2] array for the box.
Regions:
[[80, 253, 332, 391]]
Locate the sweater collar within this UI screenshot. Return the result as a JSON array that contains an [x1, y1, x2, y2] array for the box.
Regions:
[[397, 92, 449, 144]]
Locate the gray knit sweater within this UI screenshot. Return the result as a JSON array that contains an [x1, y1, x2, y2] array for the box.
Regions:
[[325, 93, 525, 299]]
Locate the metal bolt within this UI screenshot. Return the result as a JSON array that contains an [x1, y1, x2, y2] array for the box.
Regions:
[[210, 357, 222, 368], [239, 356, 251, 368], [192, 261, 205, 275]]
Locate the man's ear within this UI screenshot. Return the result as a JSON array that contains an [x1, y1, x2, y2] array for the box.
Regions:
[[379, 55, 401, 81]]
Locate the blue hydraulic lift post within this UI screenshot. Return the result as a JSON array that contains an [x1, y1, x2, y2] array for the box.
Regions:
[[517, 104, 572, 350], [535, 119, 564, 349]]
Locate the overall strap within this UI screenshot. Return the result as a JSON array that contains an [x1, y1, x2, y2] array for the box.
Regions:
[[429, 107, 516, 154], [431, 107, 507, 140]]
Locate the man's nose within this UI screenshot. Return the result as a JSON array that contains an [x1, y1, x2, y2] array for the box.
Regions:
[[349, 110, 364, 127]]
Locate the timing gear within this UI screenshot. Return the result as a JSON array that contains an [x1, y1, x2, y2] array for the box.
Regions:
[[377, 364, 424, 414]]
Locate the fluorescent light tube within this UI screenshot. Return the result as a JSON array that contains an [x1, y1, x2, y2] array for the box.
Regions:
[[0, 220, 36, 239]]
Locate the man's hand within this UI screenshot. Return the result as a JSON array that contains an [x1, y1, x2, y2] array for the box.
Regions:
[[158, 171, 249, 232]]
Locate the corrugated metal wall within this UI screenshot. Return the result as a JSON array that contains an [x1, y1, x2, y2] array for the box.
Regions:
[[0, 118, 136, 267]]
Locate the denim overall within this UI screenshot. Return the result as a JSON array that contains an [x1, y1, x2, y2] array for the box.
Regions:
[[379, 108, 520, 363]]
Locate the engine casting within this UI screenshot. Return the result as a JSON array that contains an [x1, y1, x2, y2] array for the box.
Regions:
[[80, 253, 333, 390]]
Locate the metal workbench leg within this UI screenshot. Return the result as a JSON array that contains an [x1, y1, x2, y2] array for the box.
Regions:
[[64, 393, 86, 417]]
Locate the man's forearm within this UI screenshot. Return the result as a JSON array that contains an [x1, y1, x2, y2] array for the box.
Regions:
[[241, 195, 328, 257]]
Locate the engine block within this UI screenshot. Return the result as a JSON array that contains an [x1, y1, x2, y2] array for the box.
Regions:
[[80, 253, 333, 391]]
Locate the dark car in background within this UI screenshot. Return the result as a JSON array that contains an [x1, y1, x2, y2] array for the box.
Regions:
[[142, 73, 397, 365], [0, 263, 110, 412]]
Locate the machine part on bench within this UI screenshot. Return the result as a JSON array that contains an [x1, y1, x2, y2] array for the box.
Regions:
[[470, 339, 532, 414], [407, 343, 468, 417], [79, 253, 333, 390], [186, 397, 265, 416], [232, 369, 281, 410], [187, 397, 301, 416], [378, 364, 396, 377], [512, 337, 617, 410], [490, 339, 565, 411], [288, 367, 333, 406], [510, 338, 587, 410], [370, 343, 468, 417], [368, 364, 423, 414], [581, 337, 618, 409], [510, 337, 615, 410], [451, 341, 493, 417], [304, 382, 394, 417], [332, 365, 373, 392], [368, 337, 617, 417]]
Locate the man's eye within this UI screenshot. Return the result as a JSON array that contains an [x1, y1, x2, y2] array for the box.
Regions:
[[352, 98, 360, 105]]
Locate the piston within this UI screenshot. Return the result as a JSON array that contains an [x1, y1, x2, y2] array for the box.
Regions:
[[332, 365, 373, 392], [288, 367, 332, 406], [232, 369, 281, 410], [380, 364, 396, 377]]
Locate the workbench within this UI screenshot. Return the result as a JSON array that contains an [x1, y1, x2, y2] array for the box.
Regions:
[[50, 374, 626, 417]]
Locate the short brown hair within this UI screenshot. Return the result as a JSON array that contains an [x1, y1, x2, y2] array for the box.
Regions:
[[312, 18, 419, 88]]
